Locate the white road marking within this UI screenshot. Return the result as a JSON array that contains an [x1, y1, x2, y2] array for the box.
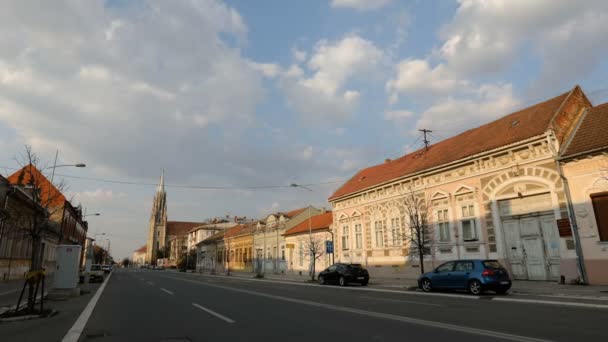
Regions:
[[62, 272, 113, 342], [0, 289, 20, 296], [192, 303, 235, 323], [147, 281, 154, 286], [492, 297, 608, 309], [359, 295, 442, 307], [160, 288, 174, 295], [183, 272, 481, 300], [516, 293, 608, 301], [169, 276, 549, 342]]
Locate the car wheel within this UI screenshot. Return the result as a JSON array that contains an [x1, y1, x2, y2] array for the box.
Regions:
[[360, 280, 368, 286], [421, 278, 433, 292], [495, 289, 508, 295], [339, 276, 347, 287], [319, 276, 325, 285], [468, 280, 484, 295]]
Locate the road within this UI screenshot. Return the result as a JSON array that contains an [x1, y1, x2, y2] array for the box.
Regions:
[[74, 268, 608, 342]]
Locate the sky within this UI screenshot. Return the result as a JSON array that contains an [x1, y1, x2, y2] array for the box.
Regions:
[[1, 0, 608, 260]]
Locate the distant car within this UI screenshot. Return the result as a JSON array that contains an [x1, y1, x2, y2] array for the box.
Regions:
[[418, 259, 512, 295], [152, 265, 165, 270], [318, 263, 369, 286], [80, 264, 105, 283], [101, 265, 113, 274]]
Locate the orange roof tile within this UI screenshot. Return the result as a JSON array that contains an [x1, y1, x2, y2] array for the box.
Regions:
[[134, 245, 147, 253], [329, 87, 583, 201], [562, 103, 608, 158], [166, 221, 205, 237], [284, 211, 332, 236], [7, 164, 67, 207]]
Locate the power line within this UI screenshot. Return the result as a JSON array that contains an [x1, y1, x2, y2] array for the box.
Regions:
[[0, 166, 344, 190]]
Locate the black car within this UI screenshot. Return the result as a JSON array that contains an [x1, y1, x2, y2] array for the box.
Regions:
[[318, 263, 369, 286]]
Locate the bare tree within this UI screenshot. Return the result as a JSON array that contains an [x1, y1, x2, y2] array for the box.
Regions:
[[305, 234, 325, 281], [10, 146, 69, 312], [399, 187, 433, 274]]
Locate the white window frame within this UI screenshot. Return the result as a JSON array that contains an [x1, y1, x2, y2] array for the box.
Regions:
[[390, 217, 401, 247], [342, 225, 350, 251], [436, 208, 451, 242], [374, 220, 384, 248], [354, 223, 363, 249], [459, 203, 479, 242]]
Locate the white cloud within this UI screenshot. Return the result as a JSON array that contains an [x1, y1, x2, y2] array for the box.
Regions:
[[415, 84, 520, 137], [280, 35, 384, 119], [299, 146, 314, 161], [331, 0, 392, 11], [384, 110, 413, 122], [292, 48, 307, 63], [249, 62, 281, 78], [72, 189, 126, 202]]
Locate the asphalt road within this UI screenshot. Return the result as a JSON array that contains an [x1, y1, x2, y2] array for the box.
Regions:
[[76, 268, 608, 342]]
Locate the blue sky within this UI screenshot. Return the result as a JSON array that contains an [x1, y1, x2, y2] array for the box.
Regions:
[[1, 0, 608, 259]]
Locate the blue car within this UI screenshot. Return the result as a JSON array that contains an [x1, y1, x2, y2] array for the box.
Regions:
[[418, 259, 512, 295]]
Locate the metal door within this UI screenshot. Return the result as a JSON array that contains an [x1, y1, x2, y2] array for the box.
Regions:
[[502, 219, 527, 279]]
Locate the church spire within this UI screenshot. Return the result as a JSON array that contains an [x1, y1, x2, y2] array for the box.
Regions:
[[157, 169, 165, 193]]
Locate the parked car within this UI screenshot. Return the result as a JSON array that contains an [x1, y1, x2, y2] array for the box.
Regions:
[[152, 265, 165, 270], [80, 264, 105, 283], [101, 264, 113, 274], [418, 259, 511, 295], [318, 263, 369, 286]]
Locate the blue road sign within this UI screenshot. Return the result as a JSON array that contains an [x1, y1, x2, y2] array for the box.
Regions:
[[325, 240, 334, 254]]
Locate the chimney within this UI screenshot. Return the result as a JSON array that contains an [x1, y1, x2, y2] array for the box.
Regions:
[[385, 158, 391, 163]]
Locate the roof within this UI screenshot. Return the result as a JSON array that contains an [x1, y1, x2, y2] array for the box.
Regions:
[[166, 221, 205, 237], [329, 87, 581, 201], [134, 245, 147, 253], [284, 207, 307, 218], [284, 211, 332, 236], [199, 230, 226, 245], [187, 221, 238, 234], [224, 222, 257, 238], [7, 164, 67, 207], [562, 103, 608, 158]]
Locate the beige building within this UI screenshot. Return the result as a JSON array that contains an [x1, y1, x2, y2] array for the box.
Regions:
[[132, 245, 146, 266], [252, 207, 322, 274], [560, 103, 608, 284], [284, 211, 333, 276], [329, 86, 597, 283]]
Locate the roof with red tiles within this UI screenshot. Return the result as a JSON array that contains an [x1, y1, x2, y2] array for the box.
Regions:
[[284, 211, 332, 236], [329, 86, 588, 201], [562, 103, 608, 158], [7, 164, 67, 208], [134, 245, 147, 253], [166, 221, 206, 237]]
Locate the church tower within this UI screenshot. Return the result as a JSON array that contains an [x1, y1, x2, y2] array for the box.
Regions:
[[146, 170, 167, 264]]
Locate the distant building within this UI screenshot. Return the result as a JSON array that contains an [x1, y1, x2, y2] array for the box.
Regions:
[[284, 210, 333, 276], [132, 245, 146, 265]]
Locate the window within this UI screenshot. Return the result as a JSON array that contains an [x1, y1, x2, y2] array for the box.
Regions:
[[342, 225, 350, 250], [455, 261, 474, 271], [374, 221, 384, 247], [281, 245, 285, 260], [461, 204, 478, 241], [591, 193, 608, 242], [298, 241, 304, 266], [355, 224, 362, 249], [273, 246, 277, 259], [437, 209, 450, 242], [390, 218, 401, 246], [436, 261, 455, 273]]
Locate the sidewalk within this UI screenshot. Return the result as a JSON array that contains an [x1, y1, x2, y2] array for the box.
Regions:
[[0, 274, 55, 308], [222, 271, 608, 300]]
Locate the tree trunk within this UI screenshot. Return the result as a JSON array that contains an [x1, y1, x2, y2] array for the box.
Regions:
[[27, 236, 42, 311]]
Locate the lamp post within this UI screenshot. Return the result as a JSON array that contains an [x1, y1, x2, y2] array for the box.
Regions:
[[84, 213, 101, 217], [290, 184, 316, 276], [47, 149, 86, 184]]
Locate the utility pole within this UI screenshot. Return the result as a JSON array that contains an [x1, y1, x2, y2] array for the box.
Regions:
[[419, 129, 432, 150]]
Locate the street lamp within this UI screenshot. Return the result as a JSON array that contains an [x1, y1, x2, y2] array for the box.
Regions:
[[47, 150, 86, 183], [84, 213, 101, 217], [291, 184, 316, 276]]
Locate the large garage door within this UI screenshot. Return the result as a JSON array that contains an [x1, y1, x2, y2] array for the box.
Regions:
[[499, 193, 559, 281]]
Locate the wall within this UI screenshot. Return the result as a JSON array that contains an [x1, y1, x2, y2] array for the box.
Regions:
[[562, 154, 608, 285], [285, 230, 333, 276]]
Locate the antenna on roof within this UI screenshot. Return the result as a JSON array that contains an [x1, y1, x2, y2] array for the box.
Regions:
[[419, 129, 432, 151]]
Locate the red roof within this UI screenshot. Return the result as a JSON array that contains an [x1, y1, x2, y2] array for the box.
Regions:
[[166, 221, 205, 237], [284, 207, 307, 218], [284, 211, 332, 236], [329, 86, 588, 201], [134, 245, 147, 253], [562, 103, 608, 158], [7, 164, 67, 207]]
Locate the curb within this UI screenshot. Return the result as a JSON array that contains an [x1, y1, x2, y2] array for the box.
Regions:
[[0, 309, 58, 323]]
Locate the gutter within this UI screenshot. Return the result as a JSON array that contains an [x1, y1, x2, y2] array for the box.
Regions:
[[559, 146, 608, 162]]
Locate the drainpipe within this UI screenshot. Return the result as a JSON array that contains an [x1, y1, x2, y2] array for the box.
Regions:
[[556, 160, 589, 285]]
